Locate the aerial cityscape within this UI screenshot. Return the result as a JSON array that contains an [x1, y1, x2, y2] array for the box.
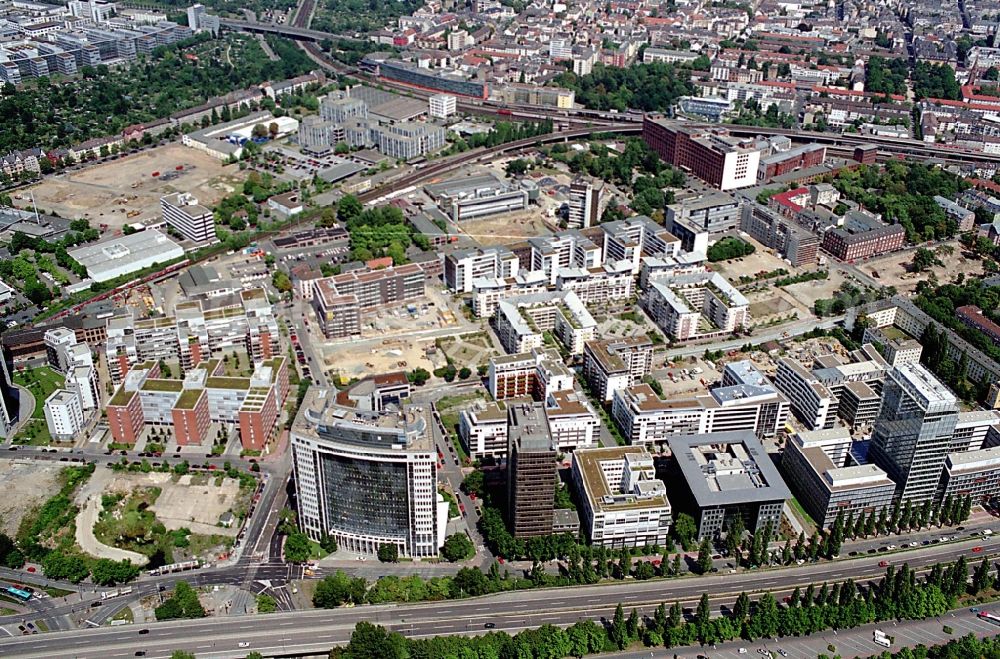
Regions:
[[5, 0, 1000, 656]]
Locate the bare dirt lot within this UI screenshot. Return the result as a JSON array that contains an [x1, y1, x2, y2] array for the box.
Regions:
[[860, 240, 982, 293], [106, 472, 243, 537], [0, 461, 62, 536], [711, 236, 799, 280], [19, 144, 245, 227], [323, 335, 441, 381], [458, 212, 557, 247]]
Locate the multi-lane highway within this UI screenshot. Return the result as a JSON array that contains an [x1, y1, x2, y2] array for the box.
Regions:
[[2, 534, 996, 658]]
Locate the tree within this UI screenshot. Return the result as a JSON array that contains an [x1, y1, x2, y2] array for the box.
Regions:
[[170, 653, 196, 659], [440, 533, 474, 562], [505, 158, 529, 176], [314, 571, 367, 608], [91, 558, 140, 586], [377, 543, 399, 563], [609, 603, 628, 649], [696, 592, 711, 628], [155, 582, 206, 621], [319, 533, 338, 554], [42, 551, 90, 583], [696, 537, 713, 574], [337, 194, 363, 223], [256, 594, 277, 613], [912, 247, 942, 272], [284, 531, 312, 563], [673, 512, 698, 550], [346, 621, 408, 659], [461, 470, 484, 496], [407, 368, 430, 386]]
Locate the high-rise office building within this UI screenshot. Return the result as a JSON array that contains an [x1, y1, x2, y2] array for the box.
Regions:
[[291, 387, 446, 558], [507, 401, 556, 538], [868, 363, 959, 503]]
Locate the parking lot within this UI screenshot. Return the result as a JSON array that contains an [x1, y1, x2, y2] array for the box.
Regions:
[[264, 145, 365, 182]]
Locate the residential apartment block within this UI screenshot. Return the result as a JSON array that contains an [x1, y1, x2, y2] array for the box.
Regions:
[[494, 291, 597, 355], [105, 289, 279, 383], [643, 272, 749, 342], [582, 336, 654, 403], [312, 264, 425, 338], [487, 348, 574, 401], [740, 203, 819, 267], [106, 357, 288, 450]]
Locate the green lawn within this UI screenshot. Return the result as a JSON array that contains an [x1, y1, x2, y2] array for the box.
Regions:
[[13, 366, 65, 419], [13, 419, 53, 446], [790, 496, 818, 530], [43, 586, 73, 598], [110, 607, 134, 624]]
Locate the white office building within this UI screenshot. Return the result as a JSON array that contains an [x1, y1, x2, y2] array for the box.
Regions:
[[291, 387, 447, 558], [572, 446, 672, 547], [161, 193, 217, 244], [429, 93, 457, 118]]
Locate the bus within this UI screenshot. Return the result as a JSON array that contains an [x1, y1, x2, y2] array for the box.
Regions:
[[978, 611, 1000, 626], [4, 585, 31, 602], [873, 630, 892, 648]]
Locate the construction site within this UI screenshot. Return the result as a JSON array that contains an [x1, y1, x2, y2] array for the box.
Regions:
[[17, 144, 244, 230]]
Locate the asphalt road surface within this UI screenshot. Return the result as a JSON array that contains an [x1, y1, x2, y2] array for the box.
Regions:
[[3, 535, 997, 659]]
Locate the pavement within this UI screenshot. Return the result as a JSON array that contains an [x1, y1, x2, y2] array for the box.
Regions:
[[75, 496, 149, 565], [2, 534, 997, 658], [602, 607, 1000, 659]]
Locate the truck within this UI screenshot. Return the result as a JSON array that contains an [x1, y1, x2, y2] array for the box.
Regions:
[[873, 630, 892, 648]]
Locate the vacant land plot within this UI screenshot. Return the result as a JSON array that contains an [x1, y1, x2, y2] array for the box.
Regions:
[[324, 336, 440, 381], [781, 270, 847, 310], [862, 240, 981, 293], [20, 144, 244, 227], [149, 474, 242, 537], [459, 212, 556, 247], [0, 461, 63, 537], [91, 471, 247, 564], [712, 235, 799, 280]]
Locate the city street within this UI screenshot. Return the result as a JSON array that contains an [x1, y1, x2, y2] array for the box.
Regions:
[[2, 534, 997, 658]]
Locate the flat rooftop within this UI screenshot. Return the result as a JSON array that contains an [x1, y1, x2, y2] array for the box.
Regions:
[[668, 431, 791, 506], [293, 386, 433, 452], [574, 446, 670, 513]]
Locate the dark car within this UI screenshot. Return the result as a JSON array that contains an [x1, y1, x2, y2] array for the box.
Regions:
[[484, 623, 496, 629], [138, 629, 150, 635]]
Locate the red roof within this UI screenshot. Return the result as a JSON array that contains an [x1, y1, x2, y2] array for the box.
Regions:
[[366, 256, 394, 270]]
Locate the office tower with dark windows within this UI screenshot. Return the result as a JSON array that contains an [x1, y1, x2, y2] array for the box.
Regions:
[[506, 401, 557, 538], [291, 387, 445, 558]]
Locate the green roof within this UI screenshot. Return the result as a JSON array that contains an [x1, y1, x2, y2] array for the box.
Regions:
[[175, 388, 203, 409], [109, 388, 136, 407], [141, 379, 184, 393], [206, 376, 251, 391]]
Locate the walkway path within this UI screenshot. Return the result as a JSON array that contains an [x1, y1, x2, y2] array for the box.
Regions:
[[73, 469, 148, 566]]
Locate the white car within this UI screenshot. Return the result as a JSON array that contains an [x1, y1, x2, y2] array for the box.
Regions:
[[739, 649, 748, 655], [238, 642, 250, 648]]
